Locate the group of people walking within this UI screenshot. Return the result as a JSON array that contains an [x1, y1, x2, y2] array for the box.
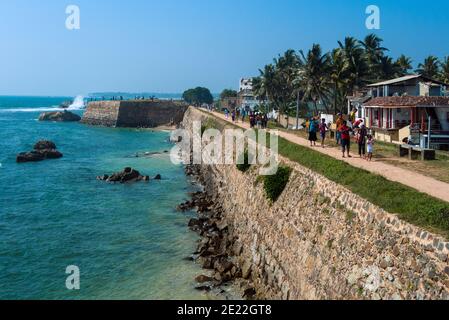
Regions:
[[308, 109, 375, 161], [224, 108, 268, 129]]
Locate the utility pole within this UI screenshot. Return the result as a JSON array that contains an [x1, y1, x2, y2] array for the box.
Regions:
[[427, 115, 431, 149]]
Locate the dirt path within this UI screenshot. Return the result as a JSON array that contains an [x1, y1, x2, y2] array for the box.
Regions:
[[203, 109, 449, 203]]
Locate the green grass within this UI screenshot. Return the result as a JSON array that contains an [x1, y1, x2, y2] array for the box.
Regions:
[[277, 136, 449, 237]]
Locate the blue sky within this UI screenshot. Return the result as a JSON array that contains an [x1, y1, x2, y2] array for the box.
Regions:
[[0, 0, 448, 96]]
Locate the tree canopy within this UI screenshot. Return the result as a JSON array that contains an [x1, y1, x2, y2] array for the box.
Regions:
[[219, 89, 238, 100], [182, 87, 214, 105], [252, 33, 449, 116]]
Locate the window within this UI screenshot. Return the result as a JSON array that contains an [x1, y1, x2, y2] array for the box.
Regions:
[[397, 108, 401, 113]]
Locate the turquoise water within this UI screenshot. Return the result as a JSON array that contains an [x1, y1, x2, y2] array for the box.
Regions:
[[0, 96, 207, 300]]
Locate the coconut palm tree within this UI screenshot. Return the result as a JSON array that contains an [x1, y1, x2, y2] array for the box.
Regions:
[[416, 56, 440, 78], [360, 34, 388, 80], [395, 55, 413, 77], [254, 64, 279, 112], [328, 48, 350, 114], [297, 44, 331, 114], [273, 50, 300, 123], [338, 37, 369, 93], [440, 57, 449, 84], [378, 56, 397, 80]]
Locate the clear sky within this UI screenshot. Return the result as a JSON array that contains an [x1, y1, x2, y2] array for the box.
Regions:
[[1, 0, 448, 96]]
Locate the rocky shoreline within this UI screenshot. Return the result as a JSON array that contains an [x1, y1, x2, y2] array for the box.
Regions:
[[181, 164, 258, 300]]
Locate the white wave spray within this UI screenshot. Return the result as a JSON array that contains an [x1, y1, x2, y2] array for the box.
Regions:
[[67, 95, 85, 110], [0, 95, 86, 113]]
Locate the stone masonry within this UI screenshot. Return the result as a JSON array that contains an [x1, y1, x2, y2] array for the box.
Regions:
[[81, 100, 188, 128], [183, 107, 449, 300]]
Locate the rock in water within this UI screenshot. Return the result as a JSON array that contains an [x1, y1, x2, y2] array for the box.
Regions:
[[100, 168, 149, 183], [41, 150, 63, 159], [16, 151, 46, 163], [154, 174, 162, 180], [16, 140, 63, 163], [38, 111, 81, 122], [195, 275, 214, 283], [34, 140, 57, 150]]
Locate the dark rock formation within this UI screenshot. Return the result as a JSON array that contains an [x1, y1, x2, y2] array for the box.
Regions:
[[34, 140, 57, 150], [38, 110, 81, 122], [97, 167, 151, 183], [16, 140, 63, 163]]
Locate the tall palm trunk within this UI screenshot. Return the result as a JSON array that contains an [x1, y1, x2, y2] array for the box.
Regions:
[[296, 91, 300, 130], [334, 82, 338, 115]]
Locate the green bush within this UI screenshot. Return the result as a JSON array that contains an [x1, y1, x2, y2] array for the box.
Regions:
[[236, 150, 251, 173], [262, 166, 292, 202]]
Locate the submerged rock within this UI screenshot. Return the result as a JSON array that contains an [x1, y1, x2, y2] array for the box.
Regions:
[[16, 140, 63, 163], [38, 110, 81, 122]]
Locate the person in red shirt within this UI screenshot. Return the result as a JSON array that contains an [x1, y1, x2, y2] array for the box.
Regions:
[[339, 120, 353, 158]]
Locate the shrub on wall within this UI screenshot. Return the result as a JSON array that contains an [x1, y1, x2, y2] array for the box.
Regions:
[[201, 118, 218, 135], [262, 166, 292, 202]]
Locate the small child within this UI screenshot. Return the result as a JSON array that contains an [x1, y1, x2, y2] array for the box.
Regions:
[[366, 134, 374, 161]]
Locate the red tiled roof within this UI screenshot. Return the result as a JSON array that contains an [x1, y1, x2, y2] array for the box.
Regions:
[[363, 96, 449, 107]]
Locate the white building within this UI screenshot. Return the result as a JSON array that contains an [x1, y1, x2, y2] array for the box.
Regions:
[[239, 78, 261, 111]]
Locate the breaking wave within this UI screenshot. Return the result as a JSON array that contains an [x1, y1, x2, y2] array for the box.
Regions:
[[0, 95, 85, 113]]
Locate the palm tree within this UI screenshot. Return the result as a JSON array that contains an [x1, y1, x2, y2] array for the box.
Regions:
[[273, 50, 299, 124], [297, 44, 331, 114], [360, 34, 388, 80], [440, 57, 449, 84], [328, 48, 350, 114], [338, 37, 369, 93], [416, 56, 440, 78], [378, 56, 397, 80], [254, 64, 279, 112], [395, 55, 413, 76]]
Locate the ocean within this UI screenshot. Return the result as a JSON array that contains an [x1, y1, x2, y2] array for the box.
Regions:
[[0, 96, 212, 299]]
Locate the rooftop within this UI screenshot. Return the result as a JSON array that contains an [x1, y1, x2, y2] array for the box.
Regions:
[[363, 96, 449, 107], [367, 74, 449, 87]]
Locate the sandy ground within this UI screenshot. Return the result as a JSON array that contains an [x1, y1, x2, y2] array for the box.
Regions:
[[202, 108, 449, 204]]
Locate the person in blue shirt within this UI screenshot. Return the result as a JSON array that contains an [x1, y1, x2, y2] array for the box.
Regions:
[[308, 117, 318, 147]]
